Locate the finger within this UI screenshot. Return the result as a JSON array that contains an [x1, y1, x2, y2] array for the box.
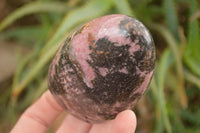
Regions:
[[111, 110, 137, 133], [89, 110, 136, 133], [56, 114, 92, 133], [11, 91, 63, 133], [89, 119, 113, 133]]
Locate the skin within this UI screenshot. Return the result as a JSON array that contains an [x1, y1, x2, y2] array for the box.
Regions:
[[11, 91, 137, 133]]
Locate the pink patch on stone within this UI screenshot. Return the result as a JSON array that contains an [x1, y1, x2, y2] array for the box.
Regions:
[[69, 31, 95, 88], [119, 67, 128, 74], [128, 40, 140, 55], [98, 16, 130, 45], [98, 67, 108, 76], [136, 67, 147, 77], [98, 15, 141, 57], [69, 14, 127, 88]]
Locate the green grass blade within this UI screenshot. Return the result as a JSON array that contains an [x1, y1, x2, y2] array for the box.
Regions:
[[11, 36, 66, 99], [163, 0, 179, 41], [12, 52, 36, 90], [183, 0, 200, 77], [149, 24, 182, 80], [0, 1, 69, 32], [33, 79, 48, 101], [0, 26, 49, 43], [187, 0, 200, 58], [184, 57, 200, 77], [149, 23, 187, 107], [150, 77, 165, 133], [111, 0, 135, 17], [157, 49, 172, 133], [41, 0, 112, 54], [184, 69, 200, 89]]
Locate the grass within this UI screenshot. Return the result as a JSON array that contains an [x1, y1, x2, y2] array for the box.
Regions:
[[0, 0, 199, 132]]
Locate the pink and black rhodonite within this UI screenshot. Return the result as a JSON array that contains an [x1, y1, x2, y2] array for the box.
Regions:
[[48, 14, 155, 123]]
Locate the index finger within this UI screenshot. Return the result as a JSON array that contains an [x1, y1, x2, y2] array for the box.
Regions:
[[11, 91, 63, 133]]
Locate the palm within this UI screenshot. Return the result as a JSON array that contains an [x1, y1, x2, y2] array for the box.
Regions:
[[11, 91, 136, 133]]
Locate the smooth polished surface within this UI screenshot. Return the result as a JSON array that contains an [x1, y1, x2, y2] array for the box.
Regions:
[[48, 14, 155, 123]]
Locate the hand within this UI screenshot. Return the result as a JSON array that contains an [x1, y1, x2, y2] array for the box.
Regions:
[[11, 91, 137, 133]]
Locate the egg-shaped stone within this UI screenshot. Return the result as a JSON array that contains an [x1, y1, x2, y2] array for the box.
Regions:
[[48, 14, 155, 123]]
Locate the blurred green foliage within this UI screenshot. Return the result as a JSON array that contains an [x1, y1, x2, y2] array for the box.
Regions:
[[0, 0, 200, 132]]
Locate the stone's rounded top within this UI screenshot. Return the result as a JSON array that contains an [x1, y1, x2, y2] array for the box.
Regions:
[[48, 14, 155, 123], [73, 14, 153, 48]]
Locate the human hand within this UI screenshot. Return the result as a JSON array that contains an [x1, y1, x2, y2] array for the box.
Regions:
[[11, 91, 137, 133]]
